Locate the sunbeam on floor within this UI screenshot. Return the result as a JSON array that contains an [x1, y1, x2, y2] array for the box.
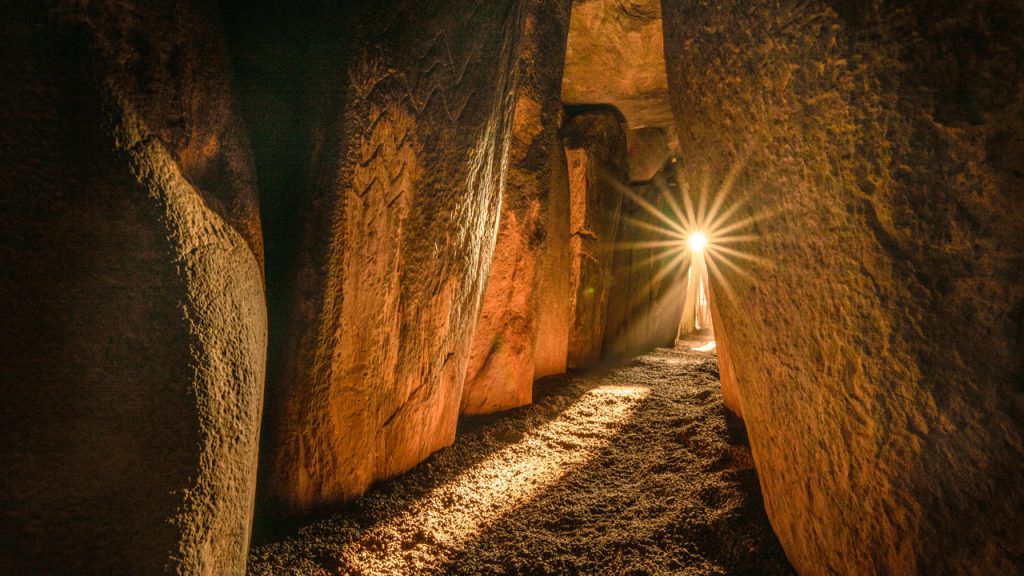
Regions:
[[248, 343, 793, 576], [331, 385, 649, 574]]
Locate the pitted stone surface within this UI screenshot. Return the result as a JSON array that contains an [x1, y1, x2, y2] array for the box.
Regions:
[[663, 1, 1024, 573], [1, 2, 266, 573], [246, 0, 526, 517], [563, 109, 628, 369], [462, 0, 573, 416]]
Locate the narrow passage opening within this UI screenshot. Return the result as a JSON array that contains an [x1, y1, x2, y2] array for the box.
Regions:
[[247, 0, 783, 572], [679, 242, 714, 340]]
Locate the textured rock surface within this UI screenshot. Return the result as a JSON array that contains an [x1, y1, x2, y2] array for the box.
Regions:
[[603, 173, 687, 358], [461, 0, 573, 416], [564, 109, 628, 368], [533, 136, 574, 379], [626, 126, 672, 182], [562, 0, 676, 181], [708, 284, 743, 418], [663, 1, 1024, 573], [562, 0, 672, 129], [0, 2, 266, 574], [246, 0, 524, 516]]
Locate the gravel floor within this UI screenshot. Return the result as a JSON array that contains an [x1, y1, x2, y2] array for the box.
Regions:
[[248, 339, 795, 575]]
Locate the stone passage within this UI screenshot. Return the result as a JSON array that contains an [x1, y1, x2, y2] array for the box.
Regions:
[[248, 336, 793, 575]]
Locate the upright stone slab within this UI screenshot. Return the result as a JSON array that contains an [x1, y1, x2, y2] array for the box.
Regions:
[[663, 1, 1024, 573], [0, 2, 266, 573], [707, 282, 743, 418], [534, 138, 574, 379], [461, 0, 573, 416], [563, 109, 628, 368], [248, 0, 524, 515]]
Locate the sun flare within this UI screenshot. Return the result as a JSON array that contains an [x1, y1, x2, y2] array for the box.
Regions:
[[688, 232, 708, 252], [610, 156, 773, 303]]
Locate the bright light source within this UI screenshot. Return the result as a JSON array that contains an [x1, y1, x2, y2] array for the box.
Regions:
[[688, 232, 708, 252]]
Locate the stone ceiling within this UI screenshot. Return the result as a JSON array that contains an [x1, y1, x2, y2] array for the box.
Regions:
[[562, 0, 677, 180]]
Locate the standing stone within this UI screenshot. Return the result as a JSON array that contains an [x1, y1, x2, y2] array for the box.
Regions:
[[707, 282, 743, 418], [0, 2, 266, 574], [563, 109, 628, 368], [461, 0, 573, 416], [534, 137, 574, 378], [250, 0, 525, 516], [663, 0, 1024, 573]]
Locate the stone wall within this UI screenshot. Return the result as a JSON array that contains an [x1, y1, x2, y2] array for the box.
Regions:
[[243, 0, 526, 516], [533, 135, 574, 379], [663, 0, 1024, 573], [708, 282, 743, 418], [461, 0, 573, 416], [0, 2, 266, 573], [563, 108, 628, 368]]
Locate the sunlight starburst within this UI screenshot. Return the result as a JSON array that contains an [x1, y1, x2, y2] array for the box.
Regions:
[[687, 232, 708, 252], [609, 156, 773, 313]]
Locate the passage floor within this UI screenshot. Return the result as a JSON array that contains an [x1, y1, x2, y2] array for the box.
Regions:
[[250, 338, 794, 575]]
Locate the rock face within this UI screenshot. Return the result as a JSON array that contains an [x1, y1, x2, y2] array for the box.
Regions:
[[663, 1, 1024, 573], [562, 0, 677, 181], [461, 0, 573, 416], [533, 136, 574, 379], [247, 0, 524, 516], [626, 127, 672, 182], [562, 0, 671, 129], [563, 109, 628, 368], [603, 172, 687, 358], [0, 2, 266, 574], [707, 283, 743, 418]]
